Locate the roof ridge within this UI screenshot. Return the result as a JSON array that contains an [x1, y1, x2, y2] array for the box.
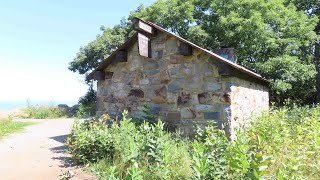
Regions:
[[88, 18, 268, 83], [144, 20, 267, 82]]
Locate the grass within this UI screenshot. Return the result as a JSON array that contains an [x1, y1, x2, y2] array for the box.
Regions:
[[0, 117, 35, 139], [21, 105, 69, 119]]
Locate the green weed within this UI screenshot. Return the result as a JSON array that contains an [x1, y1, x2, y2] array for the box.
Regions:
[[22, 105, 68, 119], [75, 103, 89, 119], [66, 110, 192, 179], [0, 117, 35, 139], [66, 106, 320, 179]]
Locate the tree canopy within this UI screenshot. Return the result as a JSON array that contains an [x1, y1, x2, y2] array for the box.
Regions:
[[287, 0, 320, 103], [69, 0, 319, 105]]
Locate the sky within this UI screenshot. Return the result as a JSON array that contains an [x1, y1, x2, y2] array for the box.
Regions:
[[0, 0, 155, 106]]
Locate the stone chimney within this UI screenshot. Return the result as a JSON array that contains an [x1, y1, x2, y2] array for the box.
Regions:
[[214, 48, 237, 63]]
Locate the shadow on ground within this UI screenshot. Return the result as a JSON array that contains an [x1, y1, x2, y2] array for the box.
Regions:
[[50, 134, 69, 143], [49, 133, 97, 179], [49, 134, 75, 168]]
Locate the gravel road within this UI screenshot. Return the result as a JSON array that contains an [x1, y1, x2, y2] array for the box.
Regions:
[[0, 118, 95, 180]]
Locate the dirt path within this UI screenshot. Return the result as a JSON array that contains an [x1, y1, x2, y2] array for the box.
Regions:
[[0, 118, 96, 180]]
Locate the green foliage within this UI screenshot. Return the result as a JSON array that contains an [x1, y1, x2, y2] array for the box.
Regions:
[[131, 0, 195, 37], [77, 85, 97, 117], [191, 124, 229, 179], [59, 170, 72, 180], [69, 0, 319, 105], [249, 106, 320, 179], [287, 0, 320, 103], [191, 123, 272, 179], [142, 104, 156, 123], [66, 111, 192, 179], [191, 106, 320, 179], [192, 0, 318, 105], [66, 119, 114, 163], [75, 103, 87, 119], [131, 104, 159, 126], [257, 55, 316, 104], [68, 18, 134, 75], [67, 106, 320, 179], [0, 117, 35, 139], [203, 105, 317, 178], [22, 105, 68, 119]]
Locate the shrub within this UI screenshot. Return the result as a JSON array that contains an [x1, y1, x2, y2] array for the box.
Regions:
[[77, 86, 96, 117], [22, 105, 68, 119], [66, 106, 320, 179], [66, 111, 192, 179], [191, 122, 272, 179], [248, 106, 320, 179], [75, 103, 88, 119], [66, 119, 114, 163], [192, 106, 320, 179], [191, 123, 229, 179]]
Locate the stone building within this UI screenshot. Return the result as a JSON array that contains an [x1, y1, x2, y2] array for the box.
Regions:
[[87, 18, 269, 137]]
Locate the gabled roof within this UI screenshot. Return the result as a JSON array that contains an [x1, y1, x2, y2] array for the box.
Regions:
[[87, 33, 138, 80], [87, 18, 268, 83]]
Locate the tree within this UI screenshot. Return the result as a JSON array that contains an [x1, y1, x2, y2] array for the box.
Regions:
[[287, 0, 320, 102], [68, 1, 196, 76], [190, 0, 318, 104], [69, 0, 318, 105], [68, 18, 134, 75]]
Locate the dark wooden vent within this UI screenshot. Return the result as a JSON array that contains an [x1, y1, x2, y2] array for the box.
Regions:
[[105, 72, 113, 79], [218, 63, 231, 76], [93, 71, 105, 80], [115, 50, 127, 62], [178, 43, 192, 56], [214, 48, 237, 63]]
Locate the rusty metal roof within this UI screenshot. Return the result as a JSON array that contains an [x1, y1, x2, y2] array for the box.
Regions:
[[87, 18, 268, 83]]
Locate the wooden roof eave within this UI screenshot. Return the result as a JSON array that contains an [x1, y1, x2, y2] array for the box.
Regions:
[[86, 33, 138, 80]]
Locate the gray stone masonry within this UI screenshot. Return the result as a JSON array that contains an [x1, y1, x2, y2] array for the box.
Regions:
[[96, 31, 269, 137]]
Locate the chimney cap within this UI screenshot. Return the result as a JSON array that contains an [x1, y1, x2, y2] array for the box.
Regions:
[[214, 48, 237, 63]]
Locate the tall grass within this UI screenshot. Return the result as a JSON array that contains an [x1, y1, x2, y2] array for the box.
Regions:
[[251, 106, 320, 179], [191, 106, 320, 179], [0, 117, 35, 139], [22, 105, 68, 119], [66, 106, 320, 179]]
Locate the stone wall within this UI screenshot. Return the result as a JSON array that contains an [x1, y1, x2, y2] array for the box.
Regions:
[[96, 31, 269, 136], [228, 77, 269, 139]]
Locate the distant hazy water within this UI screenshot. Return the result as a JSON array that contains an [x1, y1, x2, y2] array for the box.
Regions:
[[0, 100, 77, 111]]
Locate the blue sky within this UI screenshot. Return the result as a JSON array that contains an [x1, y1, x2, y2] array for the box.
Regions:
[[0, 0, 155, 105]]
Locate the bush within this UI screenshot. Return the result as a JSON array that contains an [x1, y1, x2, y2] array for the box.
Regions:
[[248, 106, 320, 179], [67, 106, 320, 179], [192, 106, 320, 179], [66, 111, 192, 179], [75, 103, 88, 119], [22, 105, 68, 119], [76, 86, 96, 118], [66, 119, 114, 163]]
